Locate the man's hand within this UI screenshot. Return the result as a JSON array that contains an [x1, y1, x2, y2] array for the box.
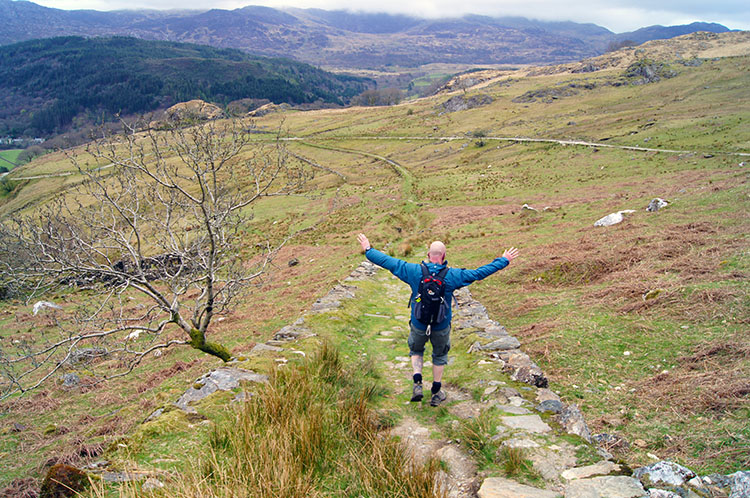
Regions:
[[502, 247, 519, 261], [357, 233, 371, 252]]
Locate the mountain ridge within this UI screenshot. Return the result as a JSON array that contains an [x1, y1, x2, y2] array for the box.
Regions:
[[0, 0, 733, 68]]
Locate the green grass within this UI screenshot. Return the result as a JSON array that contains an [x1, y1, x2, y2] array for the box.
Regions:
[[0, 149, 22, 170]]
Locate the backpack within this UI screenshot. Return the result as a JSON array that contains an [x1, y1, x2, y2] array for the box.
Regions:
[[413, 263, 449, 325]]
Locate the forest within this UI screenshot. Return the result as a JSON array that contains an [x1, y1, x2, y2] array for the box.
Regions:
[[0, 36, 372, 136]]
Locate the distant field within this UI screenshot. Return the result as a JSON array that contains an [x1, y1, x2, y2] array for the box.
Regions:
[[0, 149, 22, 170]]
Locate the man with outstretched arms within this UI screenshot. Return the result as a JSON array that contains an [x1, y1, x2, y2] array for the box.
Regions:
[[357, 233, 519, 406]]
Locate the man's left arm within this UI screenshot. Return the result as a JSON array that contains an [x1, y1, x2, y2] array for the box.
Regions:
[[454, 247, 519, 286]]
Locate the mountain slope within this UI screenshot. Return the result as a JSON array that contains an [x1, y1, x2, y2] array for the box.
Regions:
[[0, 0, 734, 69], [0, 36, 371, 136]]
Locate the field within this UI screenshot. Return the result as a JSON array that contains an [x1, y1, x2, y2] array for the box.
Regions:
[[0, 33, 748, 496], [0, 150, 22, 171]]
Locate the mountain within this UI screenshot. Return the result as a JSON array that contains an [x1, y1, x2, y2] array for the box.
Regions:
[[616, 22, 730, 45], [0, 1, 733, 68], [0, 36, 371, 136]]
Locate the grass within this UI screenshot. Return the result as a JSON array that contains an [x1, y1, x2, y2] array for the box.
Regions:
[[1, 41, 748, 494], [0, 149, 22, 170], [87, 343, 446, 498]]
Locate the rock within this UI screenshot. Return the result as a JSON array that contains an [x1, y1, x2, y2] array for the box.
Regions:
[[448, 401, 483, 419], [11, 422, 26, 432], [481, 336, 521, 351], [164, 99, 223, 123], [500, 415, 552, 433], [440, 94, 493, 113], [501, 437, 540, 449], [511, 363, 549, 388], [62, 373, 80, 388], [536, 388, 561, 403], [32, 300, 62, 315], [536, 399, 563, 414], [730, 471, 750, 498], [522, 204, 538, 212], [40, 464, 89, 498], [250, 343, 283, 354], [593, 433, 630, 450], [494, 404, 531, 415], [287, 258, 299, 267], [561, 461, 621, 481], [273, 318, 311, 341], [175, 368, 267, 413], [142, 478, 165, 491], [557, 404, 592, 442], [648, 490, 680, 498], [633, 461, 696, 489], [564, 476, 646, 498], [646, 198, 669, 212], [594, 210, 635, 227], [478, 477, 561, 498]]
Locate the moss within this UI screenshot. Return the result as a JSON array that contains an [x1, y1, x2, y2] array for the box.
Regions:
[[188, 328, 231, 362], [40, 464, 89, 498]]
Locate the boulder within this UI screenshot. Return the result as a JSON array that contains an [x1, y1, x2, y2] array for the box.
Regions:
[[565, 476, 646, 498], [40, 464, 89, 498], [500, 414, 552, 434], [594, 210, 636, 227], [633, 461, 696, 489], [556, 404, 592, 442], [730, 471, 750, 498], [478, 477, 561, 498], [646, 198, 668, 212], [537, 399, 563, 414], [561, 461, 621, 481], [440, 94, 493, 114], [175, 368, 267, 413], [481, 336, 521, 351]]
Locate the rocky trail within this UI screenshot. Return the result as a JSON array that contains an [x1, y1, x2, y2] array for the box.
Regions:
[[137, 261, 748, 498]]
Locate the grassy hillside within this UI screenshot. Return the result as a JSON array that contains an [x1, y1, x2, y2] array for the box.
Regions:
[[0, 34, 747, 495], [0, 36, 371, 136]]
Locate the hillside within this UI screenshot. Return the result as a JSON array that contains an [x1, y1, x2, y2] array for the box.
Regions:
[[0, 33, 748, 497], [0, 0, 732, 69], [0, 36, 371, 136]]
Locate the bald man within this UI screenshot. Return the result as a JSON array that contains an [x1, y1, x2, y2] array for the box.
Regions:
[[357, 233, 519, 406]]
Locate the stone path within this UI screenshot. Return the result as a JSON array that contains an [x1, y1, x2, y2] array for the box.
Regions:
[[146, 261, 749, 498]]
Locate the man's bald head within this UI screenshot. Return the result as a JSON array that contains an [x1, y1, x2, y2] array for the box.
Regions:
[[428, 241, 447, 264]]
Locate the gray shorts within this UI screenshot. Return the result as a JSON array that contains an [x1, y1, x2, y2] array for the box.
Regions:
[[408, 321, 451, 366]]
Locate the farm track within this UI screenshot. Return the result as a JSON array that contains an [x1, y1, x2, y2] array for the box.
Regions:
[[7, 134, 748, 182]]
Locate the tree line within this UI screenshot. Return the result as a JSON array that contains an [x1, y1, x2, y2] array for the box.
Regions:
[[0, 36, 372, 136]]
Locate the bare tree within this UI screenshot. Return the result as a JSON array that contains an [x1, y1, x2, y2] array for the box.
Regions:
[[0, 118, 313, 399]]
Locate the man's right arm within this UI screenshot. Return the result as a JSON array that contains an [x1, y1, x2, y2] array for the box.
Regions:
[[358, 233, 416, 283]]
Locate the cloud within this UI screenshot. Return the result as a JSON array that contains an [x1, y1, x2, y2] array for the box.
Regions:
[[29, 0, 750, 32]]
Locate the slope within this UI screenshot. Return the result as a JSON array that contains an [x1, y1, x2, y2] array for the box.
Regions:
[[0, 33, 747, 495]]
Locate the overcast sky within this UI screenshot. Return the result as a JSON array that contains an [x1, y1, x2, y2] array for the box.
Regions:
[[27, 0, 750, 33]]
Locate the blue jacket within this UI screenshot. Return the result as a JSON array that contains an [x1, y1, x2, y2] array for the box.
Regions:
[[364, 247, 509, 331]]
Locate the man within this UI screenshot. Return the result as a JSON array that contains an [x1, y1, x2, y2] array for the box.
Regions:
[[357, 233, 519, 406]]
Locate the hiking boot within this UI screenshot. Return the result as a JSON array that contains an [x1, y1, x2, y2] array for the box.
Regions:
[[430, 390, 447, 407], [411, 383, 423, 402]]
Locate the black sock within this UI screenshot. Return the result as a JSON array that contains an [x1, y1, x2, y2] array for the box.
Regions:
[[431, 382, 442, 394], [413, 373, 422, 384]]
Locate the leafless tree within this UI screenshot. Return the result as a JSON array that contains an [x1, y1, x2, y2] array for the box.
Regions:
[[0, 118, 313, 399]]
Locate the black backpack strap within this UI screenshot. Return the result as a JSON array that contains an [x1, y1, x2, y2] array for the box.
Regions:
[[436, 265, 449, 280], [420, 262, 430, 278]]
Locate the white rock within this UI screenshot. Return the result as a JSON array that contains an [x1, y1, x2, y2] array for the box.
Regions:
[[478, 477, 561, 498], [562, 461, 621, 481], [633, 461, 696, 488], [565, 476, 646, 498], [500, 415, 552, 433], [646, 198, 669, 212], [32, 301, 62, 315], [594, 210, 635, 227], [142, 478, 165, 491]]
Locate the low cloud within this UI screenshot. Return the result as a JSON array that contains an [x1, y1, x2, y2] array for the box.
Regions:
[[30, 0, 750, 32]]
